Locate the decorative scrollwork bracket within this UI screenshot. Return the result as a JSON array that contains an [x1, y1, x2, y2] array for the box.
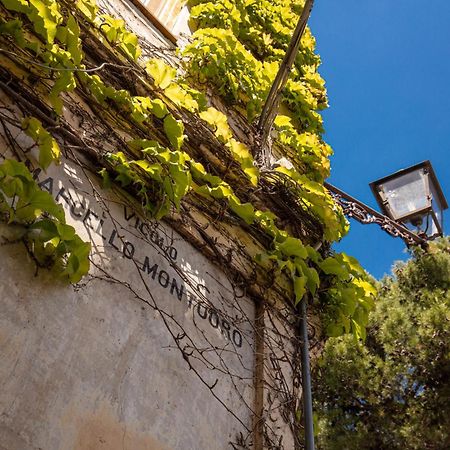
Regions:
[[325, 182, 428, 248]]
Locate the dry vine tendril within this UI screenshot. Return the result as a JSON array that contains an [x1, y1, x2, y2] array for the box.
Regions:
[[0, 0, 376, 339]]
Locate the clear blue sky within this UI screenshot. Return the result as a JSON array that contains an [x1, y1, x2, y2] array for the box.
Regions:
[[309, 0, 450, 279]]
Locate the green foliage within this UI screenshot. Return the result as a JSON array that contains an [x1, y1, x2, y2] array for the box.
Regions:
[[0, 159, 90, 282], [163, 114, 185, 151], [0, 18, 27, 45], [182, 0, 348, 238], [56, 14, 82, 65], [263, 231, 374, 328], [76, 0, 97, 22], [0, 0, 83, 113], [0, 0, 377, 336], [199, 106, 232, 141], [274, 114, 332, 181], [183, 0, 336, 191], [96, 14, 141, 60], [146, 58, 177, 89], [192, 158, 374, 329], [22, 117, 61, 169], [184, 0, 326, 131], [314, 239, 450, 449], [274, 165, 348, 242], [105, 139, 192, 218], [184, 27, 277, 121]]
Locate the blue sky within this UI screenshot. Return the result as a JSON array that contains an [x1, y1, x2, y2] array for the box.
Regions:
[[309, 0, 450, 279]]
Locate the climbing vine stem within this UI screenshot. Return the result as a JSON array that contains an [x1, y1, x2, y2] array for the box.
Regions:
[[0, 0, 376, 339]]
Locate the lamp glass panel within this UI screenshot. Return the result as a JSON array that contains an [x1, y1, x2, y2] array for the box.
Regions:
[[429, 182, 443, 228], [418, 212, 440, 237], [431, 214, 439, 236], [380, 169, 429, 219]]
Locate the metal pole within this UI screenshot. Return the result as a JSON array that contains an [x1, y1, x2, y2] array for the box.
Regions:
[[257, 0, 315, 167], [299, 295, 315, 450]]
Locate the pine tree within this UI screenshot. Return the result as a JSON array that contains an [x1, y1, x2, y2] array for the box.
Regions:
[[314, 237, 450, 449]]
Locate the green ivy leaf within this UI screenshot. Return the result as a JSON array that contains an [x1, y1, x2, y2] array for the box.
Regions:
[[50, 71, 76, 114], [355, 279, 377, 298], [56, 222, 76, 241], [25, 189, 65, 221], [148, 99, 168, 119], [0, 158, 33, 180], [120, 29, 141, 61], [62, 240, 91, 283], [0, 0, 30, 14], [1, 176, 23, 199], [28, 0, 62, 44], [98, 168, 111, 189], [164, 166, 191, 209], [340, 252, 365, 275], [293, 275, 307, 304], [189, 161, 207, 177], [195, 183, 231, 199], [306, 245, 321, 263], [339, 288, 358, 316], [64, 14, 83, 65], [0, 19, 27, 46], [128, 139, 166, 154], [278, 236, 307, 259], [130, 160, 163, 182], [76, 0, 98, 22], [274, 114, 293, 128], [164, 83, 199, 112], [351, 310, 367, 341], [163, 115, 184, 150], [0, 159, 90, 283], [30, 219, 58, 241], [22, 117, 61, 169], [319, 257, 350, 280], [227, 139, 251, 160], [146, 59, 176, 89], [229, 197, 255, 224], [199, 107, 232, 142], [297, 259, 320, 295]]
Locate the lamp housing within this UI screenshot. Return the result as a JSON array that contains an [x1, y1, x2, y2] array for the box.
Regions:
[[370, 161, 448, 239]]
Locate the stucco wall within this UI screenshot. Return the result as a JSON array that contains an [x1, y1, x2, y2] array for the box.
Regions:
[[0, 156, 255, 450], [0, 1, 309, 446]]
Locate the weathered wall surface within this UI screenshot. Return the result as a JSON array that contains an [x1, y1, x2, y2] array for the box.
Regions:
[[0, 155, 255, 450], [0, 2, 310, 447]]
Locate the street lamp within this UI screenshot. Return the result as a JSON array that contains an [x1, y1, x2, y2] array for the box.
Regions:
[[370, 161, 448, 239]]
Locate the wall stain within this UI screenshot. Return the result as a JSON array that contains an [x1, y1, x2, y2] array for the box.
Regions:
[[72, 406, 170, 450]]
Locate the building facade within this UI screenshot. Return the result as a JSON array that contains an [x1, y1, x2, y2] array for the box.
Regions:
[[0, 0, 374, 448]]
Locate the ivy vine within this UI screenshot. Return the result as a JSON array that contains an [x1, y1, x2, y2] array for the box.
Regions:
[[0, 0, 377, 339], [0, 159, 90, 282]]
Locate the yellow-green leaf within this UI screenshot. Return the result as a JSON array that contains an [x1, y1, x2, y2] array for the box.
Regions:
[[278, 236, 307, 259], [163, 115, 184, 150], [294, 275, 307, 304], [229, 197, 255, 224], [199, 107, 232, 142], [146, 59, 176, 89], [22, 117, 61, 169]]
